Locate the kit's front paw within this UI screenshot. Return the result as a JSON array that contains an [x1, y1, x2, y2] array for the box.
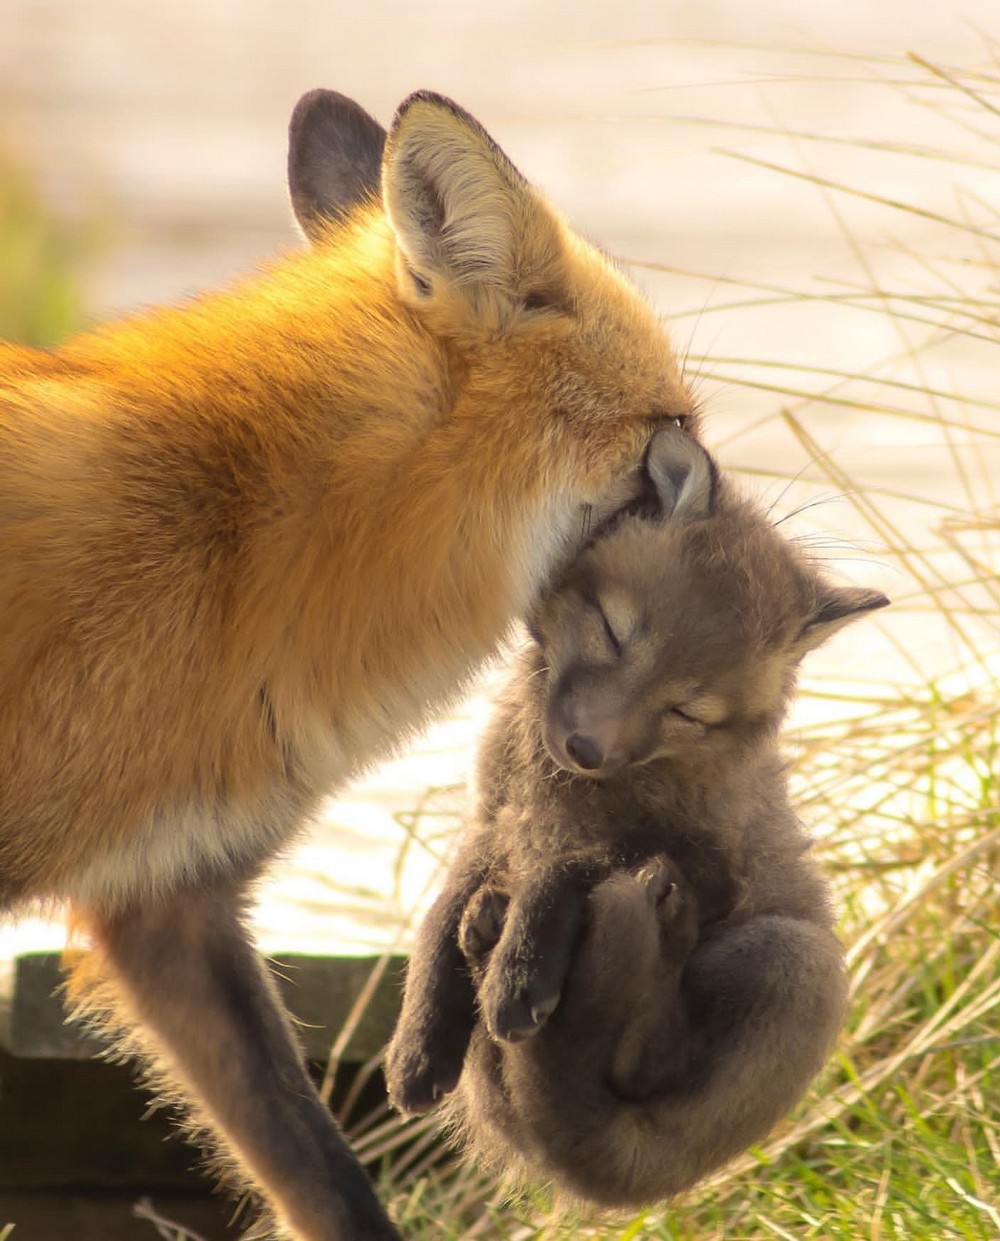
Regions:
[[385, 1026, 466, 1116], [478, 878, 587, 1044], [636, 855, 699, 960], [458, 885, 509, 971]]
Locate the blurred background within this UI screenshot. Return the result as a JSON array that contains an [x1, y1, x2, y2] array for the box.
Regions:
[[1, 0, 998, 948], [1, 0, 997, 316]]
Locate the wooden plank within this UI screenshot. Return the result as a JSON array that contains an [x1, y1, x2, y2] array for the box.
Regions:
[[269, 951, 407, 1062], [0, 1047, 219, 1191], [0, 954, 105, 1059], [0, 1191, 239, 1241], [0, 951, 406, 1062]]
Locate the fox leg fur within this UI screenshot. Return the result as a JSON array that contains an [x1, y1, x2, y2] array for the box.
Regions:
[[384, 860, 488, 1115], [70, 882, 401, 1241]]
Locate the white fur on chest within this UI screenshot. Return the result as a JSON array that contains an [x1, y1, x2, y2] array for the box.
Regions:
[[66, 787, 308, 910], [513, 492, 590, 616]]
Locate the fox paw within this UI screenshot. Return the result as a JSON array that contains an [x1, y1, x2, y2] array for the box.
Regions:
[[478, 881, 587, 1044], [385, 1031, 467, 1116], [636, 855, 699, 958], [458, 886, 510, 969]]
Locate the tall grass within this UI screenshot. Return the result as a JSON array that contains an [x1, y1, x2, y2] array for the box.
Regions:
[[358, 46, 1000, 1241]]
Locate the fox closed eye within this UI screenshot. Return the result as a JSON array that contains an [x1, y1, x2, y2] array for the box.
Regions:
[[522, 289, 560, 313], [598, 607, 623, 657]]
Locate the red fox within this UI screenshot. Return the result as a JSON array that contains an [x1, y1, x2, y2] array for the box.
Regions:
[[386, 428, 888, 1206], [0, 91, 699, 1240]]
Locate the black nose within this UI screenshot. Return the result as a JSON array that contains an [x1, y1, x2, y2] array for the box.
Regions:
[[565, 733, 604, 771]]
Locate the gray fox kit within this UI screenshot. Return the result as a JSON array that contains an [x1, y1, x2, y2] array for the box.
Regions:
[[0, 89, 698, 1240], [386, 428, 887, 1207]]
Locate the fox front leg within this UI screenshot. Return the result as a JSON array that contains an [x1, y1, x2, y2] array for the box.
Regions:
[[70, 884, 401, 1241], [385, 861, 488, 1115], [473, 856, 609, 1043]]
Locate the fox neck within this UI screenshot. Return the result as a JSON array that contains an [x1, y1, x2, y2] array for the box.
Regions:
[[56, 216, 588, 773]]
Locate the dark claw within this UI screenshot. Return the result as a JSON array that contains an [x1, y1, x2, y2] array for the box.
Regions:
[[504, 1026, 532, 1044], [494, 989, 562, 1043], [531, 995, 559, 1026], [656, 880, 677, 906]]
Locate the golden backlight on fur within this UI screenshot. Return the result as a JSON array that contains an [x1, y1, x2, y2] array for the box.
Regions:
[[0, 90, 700, 1241]]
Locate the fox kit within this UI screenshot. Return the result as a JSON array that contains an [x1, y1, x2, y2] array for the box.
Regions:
[[386, 429, 888, 1207], [0, 91, 699, 1240]]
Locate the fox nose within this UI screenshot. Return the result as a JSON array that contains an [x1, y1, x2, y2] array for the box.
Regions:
[[565, 732, 604, 771]]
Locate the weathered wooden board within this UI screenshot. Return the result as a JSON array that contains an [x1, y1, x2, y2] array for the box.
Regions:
[[0, 950, 405, 1062]]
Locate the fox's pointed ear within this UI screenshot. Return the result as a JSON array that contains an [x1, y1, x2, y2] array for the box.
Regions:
[[797, 586, 889, 654], [288, 90, 387, 244], [645, 428, 717, 523], [382, 92, 549, 322]]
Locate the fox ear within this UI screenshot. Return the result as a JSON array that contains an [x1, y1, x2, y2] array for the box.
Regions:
[[797, 586, 889, 654], [288, 90, 387, 244], [382, 92, 547, 322], [645, 428, 717, 523]]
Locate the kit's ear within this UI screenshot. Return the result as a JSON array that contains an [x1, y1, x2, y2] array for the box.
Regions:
[[796, 586, 889, 654], [288, 90, 386, 243], [645, 428, 717, 523]]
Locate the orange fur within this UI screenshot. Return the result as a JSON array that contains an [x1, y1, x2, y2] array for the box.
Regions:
[[0, 185, 694, 912], [0, 90, 696, 1239]]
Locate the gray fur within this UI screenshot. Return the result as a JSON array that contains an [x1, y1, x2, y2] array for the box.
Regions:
[[644, 424, 717, 523], [288, 89, 387, 242], [386, 433, 888, 1207]]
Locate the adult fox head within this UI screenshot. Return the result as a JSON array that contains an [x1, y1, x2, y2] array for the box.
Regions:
[[1, 89, 706, 907], [285, 90, 698, 558], [532, 429, 888, 778]]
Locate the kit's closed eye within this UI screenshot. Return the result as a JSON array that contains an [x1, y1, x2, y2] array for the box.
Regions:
[[592, 591, 636, 659], [596, 606, 622, 657], [669, 696, 729, 729]]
